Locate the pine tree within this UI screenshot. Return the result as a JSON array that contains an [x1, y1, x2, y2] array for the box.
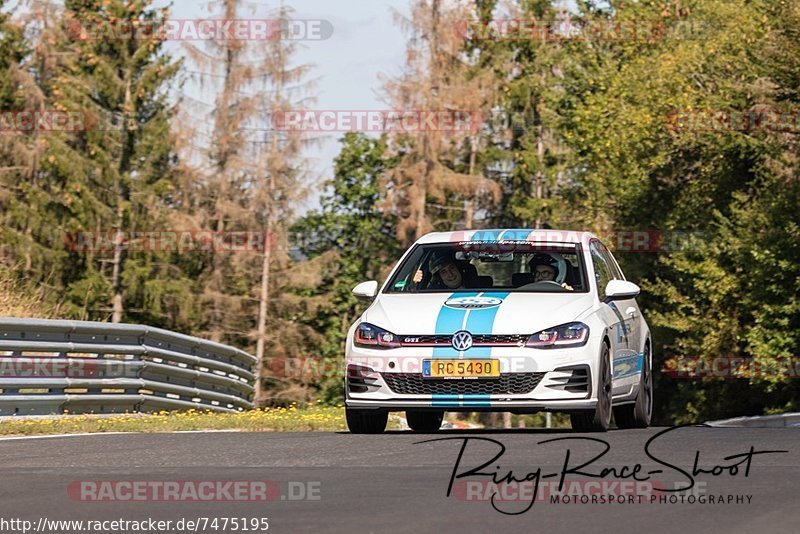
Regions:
[[181, 0, 277, 342], [0, 0, 62, 285], [251, 4, 317, 404], [292, 133, 399, 402], [486, 0, 576, 228], [35, 0, 184, 323], [383, 0, 499, 245]]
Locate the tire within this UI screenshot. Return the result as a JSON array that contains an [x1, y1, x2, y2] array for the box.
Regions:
[[614, 342, 653, 429], [406, 410, 444, 432], [346, 408, 388, 434], [571, 343, 612, 432]]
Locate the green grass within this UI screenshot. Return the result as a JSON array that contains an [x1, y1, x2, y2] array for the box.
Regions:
[[0, 405, 350, 436], [0, 406, 574, 436]]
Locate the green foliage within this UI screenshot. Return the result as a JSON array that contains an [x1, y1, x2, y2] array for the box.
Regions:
[[51, 0, 187, 323], [0, 0, 195, 328], [1, 0, 798, 422], [291, 133, 399, 402], [560, 0, 800, 421]]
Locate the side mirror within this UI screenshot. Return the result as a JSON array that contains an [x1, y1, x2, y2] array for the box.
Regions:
[[352, 280, 379, 300], [604, 280, 640, 301]]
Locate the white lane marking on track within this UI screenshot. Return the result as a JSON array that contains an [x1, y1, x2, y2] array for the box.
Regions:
[[0, 432, 135, 442], [0, 429, 246, 442]]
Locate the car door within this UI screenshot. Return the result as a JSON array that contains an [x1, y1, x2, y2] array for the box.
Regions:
[[595, 241, 642, 395], [599, 243, 641, 353], [589, 240, 631, 396]]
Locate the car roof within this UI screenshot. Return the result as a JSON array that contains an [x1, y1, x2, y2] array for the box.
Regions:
[[415, 229, 598, 246]]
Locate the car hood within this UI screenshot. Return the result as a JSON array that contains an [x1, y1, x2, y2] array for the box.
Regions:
[[364, 292, 596, 335]]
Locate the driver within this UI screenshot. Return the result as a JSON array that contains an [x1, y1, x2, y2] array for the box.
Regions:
[[530, 253, 573, 291], [424, 250, 465, 290], [533, 263, 557, 282]]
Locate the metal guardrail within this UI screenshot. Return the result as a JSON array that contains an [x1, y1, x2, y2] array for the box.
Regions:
[[0, 317, 256, 415], [706, 413, 800, 428]]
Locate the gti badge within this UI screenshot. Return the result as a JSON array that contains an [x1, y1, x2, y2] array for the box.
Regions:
[[451, 331, 473, 351]]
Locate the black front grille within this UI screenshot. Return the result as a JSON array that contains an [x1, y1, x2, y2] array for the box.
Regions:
[[400, 334, 528, 346], [381, 373, 545, 396], [473, 334, 528, 345], [400, 335, 451, 345]]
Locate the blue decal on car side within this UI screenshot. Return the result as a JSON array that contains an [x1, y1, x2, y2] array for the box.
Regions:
[[613, 353, 644, 379]]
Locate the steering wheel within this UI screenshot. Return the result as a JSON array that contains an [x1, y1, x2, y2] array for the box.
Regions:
[[520, 280, 564, 290]]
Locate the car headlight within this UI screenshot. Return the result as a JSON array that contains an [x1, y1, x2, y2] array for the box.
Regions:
[[354, 323, 401, 349], [526, 322, 589, 349]]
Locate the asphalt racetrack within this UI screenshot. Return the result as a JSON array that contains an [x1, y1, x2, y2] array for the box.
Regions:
[[0, 426, 797, 533]]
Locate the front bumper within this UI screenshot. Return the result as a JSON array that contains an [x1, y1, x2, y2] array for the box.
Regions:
[[344, 339, 602, 412], [345, 398, 598, 412]]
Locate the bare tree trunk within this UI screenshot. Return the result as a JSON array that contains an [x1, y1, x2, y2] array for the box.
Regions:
[[254, 135, 277, 406], [502, 412, 512, 429], [111, 78, 134, 323], [463, 135, 477, 229], [23, 228, 32, 273], [415, 176, 428, 240], [463, 200, 474, 230], [208, 1, 239, 342], [254, 20, 287, 405], [110, 212, 124, 323], [534, 121, 544, 228], [490, 412, 501, 429], [412, 0, 441, 241], [254, 218, 271, 405]]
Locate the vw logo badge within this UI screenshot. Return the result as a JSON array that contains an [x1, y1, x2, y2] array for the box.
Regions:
[[451, 331, 473, 351]]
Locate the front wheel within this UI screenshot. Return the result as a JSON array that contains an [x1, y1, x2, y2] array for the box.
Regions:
[[406, 410, 443, 432], [571, 343, 612, 432], [346, 408, 388, 434], [614, 343, 653, 429]]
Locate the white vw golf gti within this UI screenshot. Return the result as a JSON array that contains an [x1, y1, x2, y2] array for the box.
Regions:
[[344, 229, 652, 433]]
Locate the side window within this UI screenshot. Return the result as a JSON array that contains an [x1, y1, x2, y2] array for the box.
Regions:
[[595, 241, 624, 281], [386, 246, 426, 292], [590, 242, 613, 299]]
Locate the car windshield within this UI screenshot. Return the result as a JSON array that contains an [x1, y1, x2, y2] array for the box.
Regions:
[[385, 241, 587, 293]]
